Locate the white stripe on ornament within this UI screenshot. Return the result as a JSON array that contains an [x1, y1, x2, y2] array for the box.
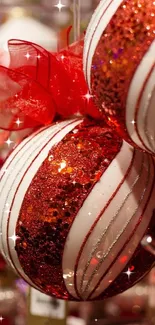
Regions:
[[84, 0, 109, 73], [126, 40, 155, 151], [0, 126, 49, 180], [84, 0, 124, 89], [137, 67, 155, 152], [0, 125, 58, 198], [77, 150, 146, 298], [144, 85, 155, 152], [81, 153, 152, 299], [62, 141, 133, 299], [0, 119, 82, 289], [91, 157, 155, 299]]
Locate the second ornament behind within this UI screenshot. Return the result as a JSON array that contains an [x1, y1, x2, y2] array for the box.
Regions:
[[84, 0, 155, 154]]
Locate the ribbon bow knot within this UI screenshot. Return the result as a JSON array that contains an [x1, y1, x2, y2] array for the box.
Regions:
[[0, 39, 100, 131]]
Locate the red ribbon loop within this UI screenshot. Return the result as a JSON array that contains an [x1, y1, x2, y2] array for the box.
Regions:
[[0, 39, 100, 131]]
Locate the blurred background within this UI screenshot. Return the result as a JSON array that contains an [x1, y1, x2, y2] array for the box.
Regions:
[[0, 1, 155, 325], [0, 0, 99, 50]]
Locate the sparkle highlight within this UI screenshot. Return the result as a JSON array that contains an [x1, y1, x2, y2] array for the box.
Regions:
[[54, 0, 66, 11]]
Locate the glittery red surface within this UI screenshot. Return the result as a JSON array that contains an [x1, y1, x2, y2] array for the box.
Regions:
[[15, 119, 122, 300], [91, 0, 155, 145]]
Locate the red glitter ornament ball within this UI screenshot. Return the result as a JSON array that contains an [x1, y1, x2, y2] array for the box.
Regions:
[[0, 118, 155, 301], [84, 0, 155, 154]]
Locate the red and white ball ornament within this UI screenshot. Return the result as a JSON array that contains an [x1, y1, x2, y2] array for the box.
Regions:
[[84, 0, 155, 154], [0, 118, 155, 301]]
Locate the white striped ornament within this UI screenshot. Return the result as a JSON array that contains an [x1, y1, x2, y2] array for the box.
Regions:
[[84, 0, 155, 154], [0, 118, 155, 300]]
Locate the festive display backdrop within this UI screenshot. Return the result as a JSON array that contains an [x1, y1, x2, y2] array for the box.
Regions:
[[84, 0, 155, 154], [0, 0, 155, 305]]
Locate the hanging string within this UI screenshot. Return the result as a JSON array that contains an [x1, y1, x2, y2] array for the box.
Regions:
[[73, 0, 81, 42]]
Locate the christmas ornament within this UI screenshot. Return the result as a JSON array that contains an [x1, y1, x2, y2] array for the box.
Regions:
[[84, 0, 155, 154], [0, 38, 100, 132], [0, 117, 155, 301]]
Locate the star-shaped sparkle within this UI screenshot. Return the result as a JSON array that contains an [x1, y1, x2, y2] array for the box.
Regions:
[[25, 52, 31, 60], [83, 92, 94, 102], [54, 0, 66, 11], [60, 54, 65, 60], [15, 118, 22, 127], [5, 138, 14, 147], [0, 316, 4, 322], [124, 268, 134, 279], [9, 232, 19, 245]]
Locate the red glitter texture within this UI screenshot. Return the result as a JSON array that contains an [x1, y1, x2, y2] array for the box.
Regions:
[[15, 119, 122, 300], [91, 0, 155, 145]]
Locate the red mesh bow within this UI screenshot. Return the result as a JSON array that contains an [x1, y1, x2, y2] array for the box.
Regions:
[[0, 39, 100, 131]]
